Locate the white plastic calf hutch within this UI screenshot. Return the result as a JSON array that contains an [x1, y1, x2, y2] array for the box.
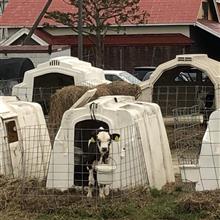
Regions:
[[12, 56, 109, 114], [0, 96, 51, 179], [139, 54, 220, 120], [180, 109, 220, 191], [46, 95, 175, 191]]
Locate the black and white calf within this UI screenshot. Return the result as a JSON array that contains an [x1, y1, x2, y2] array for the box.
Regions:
[[86, 128, 120, 198]]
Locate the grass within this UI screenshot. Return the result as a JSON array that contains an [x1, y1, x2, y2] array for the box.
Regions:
[[1, 185, 215, 220], [1, 175, 219, 220]]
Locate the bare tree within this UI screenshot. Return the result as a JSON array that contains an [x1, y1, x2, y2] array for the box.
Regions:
[[46, 0, 148, 67]]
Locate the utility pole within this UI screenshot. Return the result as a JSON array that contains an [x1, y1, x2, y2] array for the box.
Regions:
[[22, 0, 52, 45], [78, 0, 83, 60]]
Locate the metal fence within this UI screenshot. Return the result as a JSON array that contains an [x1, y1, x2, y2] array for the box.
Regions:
[[10, 80, 104, 115], [0, 124, 148, 209], [173, 105, 206, 156], [173, 105, 220, 191], [153, 85, 215, 117]]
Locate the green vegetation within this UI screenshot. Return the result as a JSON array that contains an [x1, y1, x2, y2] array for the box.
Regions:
[[1, 183, 219, 220]]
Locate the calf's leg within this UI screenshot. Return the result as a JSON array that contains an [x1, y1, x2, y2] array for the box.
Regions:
[[98, 183, 105, 198], [104, 185, 110, 196], [87, 168, 95, 198]]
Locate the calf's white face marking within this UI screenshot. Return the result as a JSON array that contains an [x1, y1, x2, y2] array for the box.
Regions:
[[96, 131, 111, 154]]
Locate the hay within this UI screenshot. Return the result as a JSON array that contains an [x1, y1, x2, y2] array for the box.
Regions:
[[48, 85, 89, 128], [48, 82, 141, 129], [0, 175, 149, 215], [2, 173, 220, 218], [177, 190, 220, 215]]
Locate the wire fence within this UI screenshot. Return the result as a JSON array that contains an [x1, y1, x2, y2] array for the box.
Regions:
[[173, 105, 206, 156], [0, 123, 149, 209], [1, 81, 220, 201], [153, 85, 215, 117], [11, 79, 107, 115], [173, 105, 220, 191]]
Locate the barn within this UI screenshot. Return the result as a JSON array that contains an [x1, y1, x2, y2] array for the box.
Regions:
[[46, 95, 175, 191]]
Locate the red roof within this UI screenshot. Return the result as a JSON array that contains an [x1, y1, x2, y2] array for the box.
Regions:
[[197, 19, 220, 36], [0, 0, 73, 27], [34, 29, 193, 46], [140, 0, 201, 24], [0, 0, 201, 27]]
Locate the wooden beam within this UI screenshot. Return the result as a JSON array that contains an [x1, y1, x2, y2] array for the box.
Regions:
[[22, 0, 52, 45]]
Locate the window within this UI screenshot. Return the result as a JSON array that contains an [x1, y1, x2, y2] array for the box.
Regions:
[[0, 0, 9, 15], [202, 2, 209, 20], [5, 120, 18, 143], [105, 74, 123, 82], [175, 72, 201, 83]]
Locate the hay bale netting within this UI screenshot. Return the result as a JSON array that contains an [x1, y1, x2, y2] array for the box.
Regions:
[[48, 82, 141, 130]]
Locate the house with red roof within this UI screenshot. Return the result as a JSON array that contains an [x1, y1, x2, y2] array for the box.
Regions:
[[0, 0, 219, 71]]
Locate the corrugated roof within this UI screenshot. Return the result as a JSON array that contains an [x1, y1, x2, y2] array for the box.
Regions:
[[0, 0, 201, 27]]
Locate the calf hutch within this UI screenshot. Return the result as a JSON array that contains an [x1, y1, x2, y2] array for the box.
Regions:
[[0, 96, 51, 179], [180, 109, 220, 191], [140, 54, 220, 121], [46, 95, 174, 192], [12, 56, 109, 114]]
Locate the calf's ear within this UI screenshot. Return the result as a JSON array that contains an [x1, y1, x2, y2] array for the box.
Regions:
[[90, 137, 96, 143], [90, 132, 97, 143], [111, 133, 120, 142]]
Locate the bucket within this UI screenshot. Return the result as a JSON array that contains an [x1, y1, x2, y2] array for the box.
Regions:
[[179, 164, 200, 183], [95, 164, 116, 185]]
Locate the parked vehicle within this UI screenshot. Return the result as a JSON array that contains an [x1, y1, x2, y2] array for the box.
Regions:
[[133, 66, 156, 81], [0, 58, 34, 95], [104, 70, 141, 84]]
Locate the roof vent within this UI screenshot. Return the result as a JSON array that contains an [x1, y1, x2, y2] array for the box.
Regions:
[[185, 57, 192, 62], [177, 57, 192, 62], [177, 57, 185, 61], [49, 60, 60, 66]]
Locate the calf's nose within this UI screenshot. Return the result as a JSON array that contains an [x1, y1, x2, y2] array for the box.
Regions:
[[102, 147, 108, 152]]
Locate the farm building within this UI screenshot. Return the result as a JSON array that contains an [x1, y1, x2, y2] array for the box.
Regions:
[[0, 96, 51, 179], [46, 95, 175, 191], [1, 0, 220, 71]]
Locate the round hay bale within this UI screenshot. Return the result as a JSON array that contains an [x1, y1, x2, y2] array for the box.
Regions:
[[93, 83, 112, 99], [48, 85, 89, 127], [48, 82, 141, 132], [106, 81, 141, 99]]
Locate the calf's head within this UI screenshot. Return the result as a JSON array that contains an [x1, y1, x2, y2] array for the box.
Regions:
[[90, 130, 120, 154]]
